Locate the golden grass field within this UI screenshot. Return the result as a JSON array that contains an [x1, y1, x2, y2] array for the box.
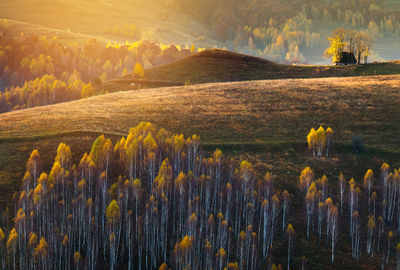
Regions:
[[1, 75, 400, 150]]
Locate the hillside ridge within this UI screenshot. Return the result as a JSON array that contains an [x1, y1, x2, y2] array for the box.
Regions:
[[142, 49, 400, 85], [1, 75, 400, 152], [188, 49, 274, 64]]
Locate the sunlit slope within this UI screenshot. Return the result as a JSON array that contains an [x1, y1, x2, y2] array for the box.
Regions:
[[1, 75, 400, 151], [143, 49, 400, 84], [0, 0, 216, 46]]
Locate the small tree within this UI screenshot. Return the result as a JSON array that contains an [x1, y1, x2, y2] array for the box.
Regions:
[[316, 126, 326, 157], [106, 200, 121, 228], [354, 32, 372, 64], [26, 149, 43, 187], [282, 190, 290, 233], [34, 237, 48, 269], [367, 216, 375, 257], [363, 169, 374, 211], [325, 28, 347, 63], [286, 224, 295, 270], [329, 206, 339, 263], [6, 228, 18, 270], [216, 248, 227, 270], [386, 231, 393, 264], [325, 127, 333, 157], [338, 173, 346, 213], [190, 44, 196, 53], [0, 228, 5, 270], [133, 62, 145, 84], [299, 167, 314, 192], [81, 83, 95, 98], [74, 251, 82, 270], [396, 243, 400, 270], [307, 128, 317, 156]]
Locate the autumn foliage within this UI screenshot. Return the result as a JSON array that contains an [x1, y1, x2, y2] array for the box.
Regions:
[[307, 126, 333, 157], [0, 33, 197, 113], [2, 122, 287, 269], [1, 122, 400, 269]]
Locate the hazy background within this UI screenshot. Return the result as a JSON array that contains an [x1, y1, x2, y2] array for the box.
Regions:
[[0, 0, 399, 64]]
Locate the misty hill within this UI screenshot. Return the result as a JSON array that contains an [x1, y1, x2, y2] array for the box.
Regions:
[[129, 49, 400, 85]]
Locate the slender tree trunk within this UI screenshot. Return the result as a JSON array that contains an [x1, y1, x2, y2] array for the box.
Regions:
[[287, 239, 291, 270]]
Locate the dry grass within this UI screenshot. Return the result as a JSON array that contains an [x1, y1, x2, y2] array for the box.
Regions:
[[1, 75, 400, 152]]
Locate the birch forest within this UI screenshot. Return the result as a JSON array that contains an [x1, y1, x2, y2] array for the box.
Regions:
[[0, 122, 399, 269]]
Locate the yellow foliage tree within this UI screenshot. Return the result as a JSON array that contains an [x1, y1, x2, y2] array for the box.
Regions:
[[316, 126, 326, 157], [34, 237, 48, 260], [74, 251, 82, 270], [133, 62, 145, 83], [81, 83, 95, 98], [307, 126, 333, 158], [325, 28, 347, 64], [307, 128, 317, 156], [286, 224, 295, 270], [106, 200, 121, 227], [299, 167, 314, 192], [326, 127, 334, 157]]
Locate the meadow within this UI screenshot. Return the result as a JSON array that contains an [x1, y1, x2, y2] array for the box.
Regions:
[[1, 74, 400, 147]]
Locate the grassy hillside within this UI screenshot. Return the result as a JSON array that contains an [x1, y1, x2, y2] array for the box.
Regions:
[[2, 74, 400, 148], [142, 49, 400, 85]]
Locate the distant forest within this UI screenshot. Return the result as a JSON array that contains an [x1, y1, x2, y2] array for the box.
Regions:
[[162, 0, 399, 63], [0, 22, 198, 112]]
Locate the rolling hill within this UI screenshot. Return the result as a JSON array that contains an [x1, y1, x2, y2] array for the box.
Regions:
[[144, 49, 400, 84], [2, 74, 400, 148], [107, 49, 400, 91]]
